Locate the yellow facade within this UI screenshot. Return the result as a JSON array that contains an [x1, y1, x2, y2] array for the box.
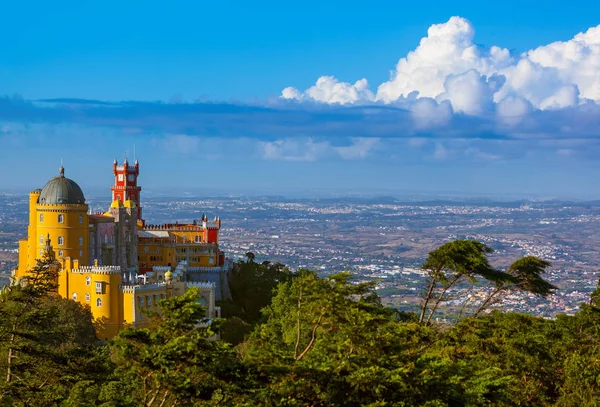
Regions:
[[19, 191, 89, 275], [13, 166, 222, 340]]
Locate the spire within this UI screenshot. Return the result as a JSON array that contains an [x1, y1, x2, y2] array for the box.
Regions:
[[59, 165, 65, 177], [45, 233, 51, 247]]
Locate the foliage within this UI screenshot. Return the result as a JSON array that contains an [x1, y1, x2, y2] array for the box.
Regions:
[[419, 240, 558, 323], [220, 254, 293, 344], [0, 248, 107, 406], [0, 241, 598, 406], [109, 287, 250, 406]]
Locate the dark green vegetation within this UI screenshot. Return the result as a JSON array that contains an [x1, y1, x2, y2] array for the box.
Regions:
[[0, 241, 599, 406]]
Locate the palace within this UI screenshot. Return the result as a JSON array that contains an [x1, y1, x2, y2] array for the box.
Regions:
[[14, 159, 230, 339]]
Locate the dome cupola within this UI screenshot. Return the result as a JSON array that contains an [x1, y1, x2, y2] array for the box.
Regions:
[[38, 166, 86, 205]]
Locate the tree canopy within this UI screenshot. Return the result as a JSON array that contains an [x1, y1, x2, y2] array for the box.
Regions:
[[0, 240, 598, 406]]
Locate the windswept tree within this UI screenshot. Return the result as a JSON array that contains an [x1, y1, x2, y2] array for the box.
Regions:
[[418, 240, 510, 325], [474, 256, 557, 316]]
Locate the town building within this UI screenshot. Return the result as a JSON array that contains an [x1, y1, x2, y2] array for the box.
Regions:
[[14, 160, 229, 339]]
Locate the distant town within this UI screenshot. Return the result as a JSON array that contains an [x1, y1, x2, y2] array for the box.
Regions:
[[2, 193, 599, 317]]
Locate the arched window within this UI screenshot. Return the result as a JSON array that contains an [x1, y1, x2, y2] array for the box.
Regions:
[[79, 250, 83, 257], [79, 214, 83, 224], [39, 235, 43, 244], [58, 250, 63, 257], [72, 293, 77, 301], [58, 236, 64, 245], [104, 234, 108, 244], [96, 298, 102, 307], [78, 236, 83, 246], [85, 276, 91, 286], [39, 213, 44, 222], [85, 293, 90, 302], [58, 214, 64, 223]]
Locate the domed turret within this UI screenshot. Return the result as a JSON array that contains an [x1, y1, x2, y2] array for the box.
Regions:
[[110, 199, 124, 209], [38, 166, 86, 205]]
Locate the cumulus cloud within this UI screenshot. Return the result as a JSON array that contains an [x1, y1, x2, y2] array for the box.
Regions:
[[282, 76, 375, 105], [281, 16, 600, 116]]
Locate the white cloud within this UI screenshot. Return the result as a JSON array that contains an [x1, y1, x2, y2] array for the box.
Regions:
[[496, 95, 533, 126], [433, 142, 450, 160], [260, 138, 330, 161], [437, 70, 504, 115], [335, 137, 381, 159], [260, 137, 380, 161], [556, 148, 576, 157], [157, 134, 201, 154], [465, 147, 501, 161], [282, 16, 600, 115], [282, 76, 375, 105], [410, 98, 453, 128]]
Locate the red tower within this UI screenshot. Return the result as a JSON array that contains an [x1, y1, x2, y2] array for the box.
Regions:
[[111, 158, 143, 221]]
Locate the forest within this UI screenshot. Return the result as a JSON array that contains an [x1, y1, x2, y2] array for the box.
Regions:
[[0, 240, 599, 406]]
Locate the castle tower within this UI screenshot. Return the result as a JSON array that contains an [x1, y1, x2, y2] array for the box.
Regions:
[[111, 158, 143, 221], [18, 166, 89, 274]]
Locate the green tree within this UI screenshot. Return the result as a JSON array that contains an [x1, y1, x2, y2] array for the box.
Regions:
[[419, 240, 507, 324], [109, 287, 249, 406], [242, 270, 513, 406], [474, 256, 557, 316], [221, 258, 294, 344]]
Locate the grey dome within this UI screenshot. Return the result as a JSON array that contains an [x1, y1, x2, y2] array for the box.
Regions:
[[39, 167, 86, 205]]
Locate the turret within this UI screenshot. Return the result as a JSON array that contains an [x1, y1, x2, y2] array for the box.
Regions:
[[111, 159, 143, 222]]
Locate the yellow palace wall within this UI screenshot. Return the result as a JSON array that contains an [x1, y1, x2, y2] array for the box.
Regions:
[[19, 190, 90, 274]]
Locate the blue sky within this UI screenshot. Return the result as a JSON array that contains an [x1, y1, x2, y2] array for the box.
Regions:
[[1, 1, 600, 198]]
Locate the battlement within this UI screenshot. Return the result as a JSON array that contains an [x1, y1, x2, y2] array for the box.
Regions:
[[187, 266, 224, 273], [119, 282, 167, 293], [115, 165, 138, 172], [70, 265, 121, 274], [187, 281, 216, 289]]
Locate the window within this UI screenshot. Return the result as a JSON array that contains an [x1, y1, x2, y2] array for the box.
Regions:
[[147, 295, 152, 306], [58, 250, 63, 257], [86, 276, 91, 286], [72, 293, 77, 301], [118, 174, 123, 181], [39, 235, 43, 244], [79, 214, 83, 224], [58, 214, 64, 223], [95, 282, 102, 294], [78, 236, 83, 246], [128, 174, 135, 182], [39, 214, 44, 222], [139, 296, 145, 307], [104, 234, 108, 244], [58, 236, 64, 245], [194, 235, 201, 243], [79, 250, 83, 257], [85, 293, 90, 302], [209, 257, 214, 265], [96, 298, 102, 307]]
